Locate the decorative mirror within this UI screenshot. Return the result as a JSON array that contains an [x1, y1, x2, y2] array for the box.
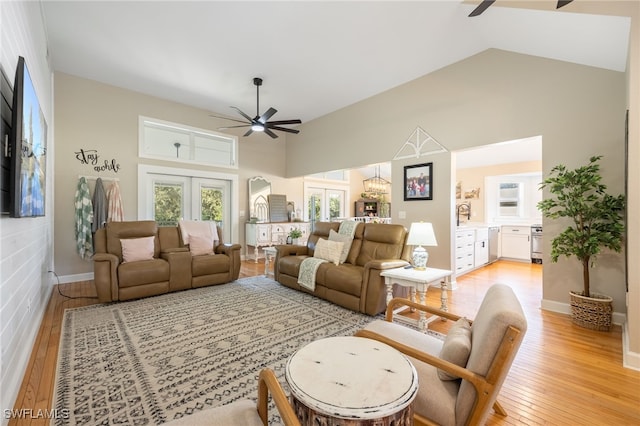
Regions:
[[248, 176, 271, 222]]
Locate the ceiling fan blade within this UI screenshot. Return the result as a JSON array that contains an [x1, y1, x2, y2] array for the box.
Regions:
[[267, 119, 302, 125], [209, 114, 249, 125], [468, 0, 495, 17], [231, 106, 254, 123], [264, 128, 279, 139], [268, 126, 300, 134], [258, 107, 278, 124], [243, 129, 254, 137], [218, 124, 251, 130], [556, 0, 573, 8]]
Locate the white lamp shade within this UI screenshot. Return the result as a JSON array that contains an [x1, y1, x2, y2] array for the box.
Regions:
[[406, 222, 438, 247]]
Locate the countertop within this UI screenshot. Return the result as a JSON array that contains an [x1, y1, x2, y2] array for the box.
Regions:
[[457, 221, 540, 230]]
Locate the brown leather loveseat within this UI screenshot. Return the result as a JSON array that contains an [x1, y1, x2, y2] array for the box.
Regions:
[[274, 221, 411, 315], [93, 220, 241, 303]]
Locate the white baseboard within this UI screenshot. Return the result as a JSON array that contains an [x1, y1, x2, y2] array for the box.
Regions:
[[540, 298, 571, 315], [623, 321, 640, 371], [57, 272, 94, 284], [541, 298, 625, 325]]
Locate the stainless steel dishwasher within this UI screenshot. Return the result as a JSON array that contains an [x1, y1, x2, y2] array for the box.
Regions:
[[531, 224, 543, 264], [488, 226, 500, 263]]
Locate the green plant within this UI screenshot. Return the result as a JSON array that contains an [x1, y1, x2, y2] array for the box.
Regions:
[[537, 156, 625, 298], [288, 228, 303, 239]]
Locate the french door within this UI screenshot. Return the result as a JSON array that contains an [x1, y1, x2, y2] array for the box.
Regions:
[[142, 172, 232, 242], [305, 187, 346, 223]]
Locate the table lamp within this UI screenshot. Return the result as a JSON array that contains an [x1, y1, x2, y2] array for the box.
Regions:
[[407, 222, 438, 270]]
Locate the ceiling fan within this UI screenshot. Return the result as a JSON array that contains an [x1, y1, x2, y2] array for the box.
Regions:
[[469, 0, 573, 17], [211, 77, 302, 139]]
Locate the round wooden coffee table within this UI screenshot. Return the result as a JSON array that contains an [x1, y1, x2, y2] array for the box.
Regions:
[[285, 336, 418, 425]]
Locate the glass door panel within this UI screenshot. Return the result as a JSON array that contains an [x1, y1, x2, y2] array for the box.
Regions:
[[192, 178, 231, 242], [151, 175, 189, 226], [307, 189, 324, 223], [327, 190, 344, 221]]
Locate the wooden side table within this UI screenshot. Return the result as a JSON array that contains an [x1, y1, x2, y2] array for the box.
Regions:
[[381, 267, 453, 330], [285, 336, 418, 426]]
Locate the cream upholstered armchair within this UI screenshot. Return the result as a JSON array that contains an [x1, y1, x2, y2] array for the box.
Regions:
[[163, 368, 300, 426], [356, 283, 527, 426]]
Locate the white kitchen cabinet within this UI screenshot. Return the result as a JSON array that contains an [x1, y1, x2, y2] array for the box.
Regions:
[[474, 227, 489, 267], [501, 225, 531, 261], [455, 229, 475, 275], [246, 222, 310, 261]]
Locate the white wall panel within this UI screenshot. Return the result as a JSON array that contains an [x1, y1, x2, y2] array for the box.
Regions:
[[0, 2, 54, 421]]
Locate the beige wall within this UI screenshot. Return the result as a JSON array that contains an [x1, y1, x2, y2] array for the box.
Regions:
[[286, 49, 628, 316], [54, 73, 297, 276]]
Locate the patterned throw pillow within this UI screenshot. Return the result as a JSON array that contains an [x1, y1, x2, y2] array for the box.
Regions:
[[328, 229, 353, 263], [120, 236, 155, 263], [313, 238, 344, 265], [189, 233, 214, 256], [438, 317, 472, 380]]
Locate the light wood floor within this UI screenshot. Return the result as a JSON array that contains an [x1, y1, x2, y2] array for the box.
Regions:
[[10, 260, 640, 425]]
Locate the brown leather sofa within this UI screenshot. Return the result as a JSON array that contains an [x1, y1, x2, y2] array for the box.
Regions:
[[274, 222, 411, 315], [93, 220, 241, 303]]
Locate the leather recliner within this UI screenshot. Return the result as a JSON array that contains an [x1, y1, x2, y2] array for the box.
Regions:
[[93, 220, 241, 303], [274, 222, 412, 315]]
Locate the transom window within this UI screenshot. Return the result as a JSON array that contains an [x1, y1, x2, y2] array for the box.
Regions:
[[139, 116, 238, 169]]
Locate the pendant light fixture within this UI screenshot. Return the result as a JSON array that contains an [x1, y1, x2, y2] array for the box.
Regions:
[[363, 165, 391, 195]]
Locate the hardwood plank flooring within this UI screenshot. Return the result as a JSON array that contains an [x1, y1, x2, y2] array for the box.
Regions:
[[9, 260, 640, 425]]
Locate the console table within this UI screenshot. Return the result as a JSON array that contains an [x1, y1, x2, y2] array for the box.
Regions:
[[286, 336, 418, 425], [245, 222, 310, 262], [381, 266, 453, 330]]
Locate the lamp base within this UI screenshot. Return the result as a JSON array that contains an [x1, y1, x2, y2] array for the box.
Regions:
[[412, 246, 429, 270]]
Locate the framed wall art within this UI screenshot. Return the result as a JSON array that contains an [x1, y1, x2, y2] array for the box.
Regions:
[[404, 162, 433, 201]]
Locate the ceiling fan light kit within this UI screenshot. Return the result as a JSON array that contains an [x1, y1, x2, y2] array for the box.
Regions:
[[211, 77, 301, 139]]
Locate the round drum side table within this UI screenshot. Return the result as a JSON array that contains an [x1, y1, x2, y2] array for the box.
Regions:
[[285, 336, 418, 425]]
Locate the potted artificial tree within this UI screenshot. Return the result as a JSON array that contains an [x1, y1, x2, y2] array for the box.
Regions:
[[538, 155, 625, 331]]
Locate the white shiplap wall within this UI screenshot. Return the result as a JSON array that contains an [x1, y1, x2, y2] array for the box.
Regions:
[[0, 1, 54, 420]]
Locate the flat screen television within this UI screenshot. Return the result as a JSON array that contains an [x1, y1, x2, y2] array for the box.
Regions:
[[9, 56, 47, 217]]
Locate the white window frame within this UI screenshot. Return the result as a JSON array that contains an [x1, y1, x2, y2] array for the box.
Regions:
[[485, 173, 543, 223], [138, 116, 238, 169]]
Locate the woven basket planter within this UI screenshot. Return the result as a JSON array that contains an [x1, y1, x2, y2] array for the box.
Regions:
[[569, 291, 613, 331]]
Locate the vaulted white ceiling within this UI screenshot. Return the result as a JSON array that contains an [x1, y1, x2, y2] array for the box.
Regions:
[[41, 1, 631, 126]]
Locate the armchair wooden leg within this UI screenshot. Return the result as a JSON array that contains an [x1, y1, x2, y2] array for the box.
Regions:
[[493, 400, 507, 417]]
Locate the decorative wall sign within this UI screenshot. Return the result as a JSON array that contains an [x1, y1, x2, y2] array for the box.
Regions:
[[75, 148, 121, 173], [268, 194, 288, 222]]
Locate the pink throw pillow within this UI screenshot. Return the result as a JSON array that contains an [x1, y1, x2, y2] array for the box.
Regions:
[[189, 233, 214, 256], [120, 236, 155, 263]]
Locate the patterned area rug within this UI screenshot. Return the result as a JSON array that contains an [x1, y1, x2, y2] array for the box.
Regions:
[[52, 277, 389, 425]]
